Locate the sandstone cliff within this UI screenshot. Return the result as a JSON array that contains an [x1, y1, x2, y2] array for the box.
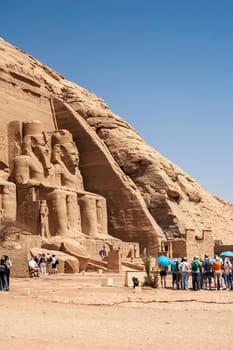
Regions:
[[0, 37, 232, 253]]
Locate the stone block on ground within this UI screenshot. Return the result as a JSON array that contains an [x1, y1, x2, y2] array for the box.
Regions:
[[101, 277, 114, 287]]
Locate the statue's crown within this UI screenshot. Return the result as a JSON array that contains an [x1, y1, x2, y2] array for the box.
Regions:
[[23, 120, 43, 136], [52, 130, 73, 145]]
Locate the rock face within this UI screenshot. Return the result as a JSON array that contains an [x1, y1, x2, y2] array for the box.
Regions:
[[0, 37, 233, 256]]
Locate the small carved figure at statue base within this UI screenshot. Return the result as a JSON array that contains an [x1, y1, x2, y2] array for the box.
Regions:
[[39, 200, 50, 238]]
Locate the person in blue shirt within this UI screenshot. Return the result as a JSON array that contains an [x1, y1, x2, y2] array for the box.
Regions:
[[171, 258, 178, 289]]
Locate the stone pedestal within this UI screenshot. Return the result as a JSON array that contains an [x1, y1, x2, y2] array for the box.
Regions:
[[101, 277, 114, 287]]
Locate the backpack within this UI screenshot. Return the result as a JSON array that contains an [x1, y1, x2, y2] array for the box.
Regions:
[[204, 260, 211, 271], [171, 261, 177, 273], [192, 261, 198, 271], [47, 255, 53, 263]]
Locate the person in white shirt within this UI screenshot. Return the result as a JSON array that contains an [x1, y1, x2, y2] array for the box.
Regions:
[[28, 257, 39, 277], [179, 257, 189, 290]]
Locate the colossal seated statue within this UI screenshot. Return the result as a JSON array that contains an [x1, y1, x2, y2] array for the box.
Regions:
[[12, 120, 108, 239], [51, 129, 108, 237], [13, 124, 54, 188]]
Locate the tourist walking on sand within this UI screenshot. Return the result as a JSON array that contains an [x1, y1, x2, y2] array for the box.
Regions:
[[99, 246, 107, 260], [3, 255, 12, 290], [171, 258, 178, 289], [159, 264, 168, 288], [213, 256, 222, 290], [191, 256, 202, 291], [39, 253, 46, 275], [51, 254, 59, 274], [0, 258, 9, 291], [28, 257, 40, 277], [47, 253, 53, 274], [176, 258, 182, 289], [223, 257, 232, 290], [202, 254, 213, 290], [180, 257, 189, 290]]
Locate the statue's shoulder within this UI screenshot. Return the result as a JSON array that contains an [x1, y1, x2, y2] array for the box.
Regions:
[[13, 155, 31, 165]]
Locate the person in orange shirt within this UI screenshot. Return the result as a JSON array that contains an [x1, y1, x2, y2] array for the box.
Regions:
[[213, 256, 222, 290]]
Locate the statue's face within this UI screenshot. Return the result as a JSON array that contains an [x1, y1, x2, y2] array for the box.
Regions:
[[61, 143, 79, 167], [31, 134, 51, 168]]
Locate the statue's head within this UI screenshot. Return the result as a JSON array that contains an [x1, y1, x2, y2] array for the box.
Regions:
[[60, 143, 79, 167], [22, 121, 51, 169], [51, 130, 79, 167], [29, 133, 49, 154]]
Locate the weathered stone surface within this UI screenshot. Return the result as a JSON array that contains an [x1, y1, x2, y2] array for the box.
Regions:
[[0, 37, 233, 256]]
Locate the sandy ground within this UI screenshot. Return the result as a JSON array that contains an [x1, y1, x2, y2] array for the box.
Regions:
[[1, 272, 233, 350]]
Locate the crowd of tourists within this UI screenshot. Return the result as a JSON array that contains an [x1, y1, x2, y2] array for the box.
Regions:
[[28, 253, 59, 277], [159, 254, 233, 291], [0, 255, 12, 291]]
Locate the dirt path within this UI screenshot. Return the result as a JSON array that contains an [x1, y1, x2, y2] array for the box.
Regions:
[[1, 273, 233, 350]]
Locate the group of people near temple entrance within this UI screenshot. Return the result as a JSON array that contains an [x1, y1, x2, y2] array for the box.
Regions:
[[159, 254, 233, 291], [28, 253, 59, 277], [0, 255, 12, 291]]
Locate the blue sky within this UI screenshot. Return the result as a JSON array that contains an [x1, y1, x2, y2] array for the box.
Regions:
[[1, 0, 233, 202]]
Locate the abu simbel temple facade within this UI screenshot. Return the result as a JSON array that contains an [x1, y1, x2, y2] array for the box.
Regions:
[[0, 38, 233, 276]]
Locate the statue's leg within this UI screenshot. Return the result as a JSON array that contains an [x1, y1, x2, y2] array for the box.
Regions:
[[96, 197, 108, 235], [78, 195, 98, 237], [47, 190, 68, 236], [2, 183, 16, 220], [67, 193, 82, 233]]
